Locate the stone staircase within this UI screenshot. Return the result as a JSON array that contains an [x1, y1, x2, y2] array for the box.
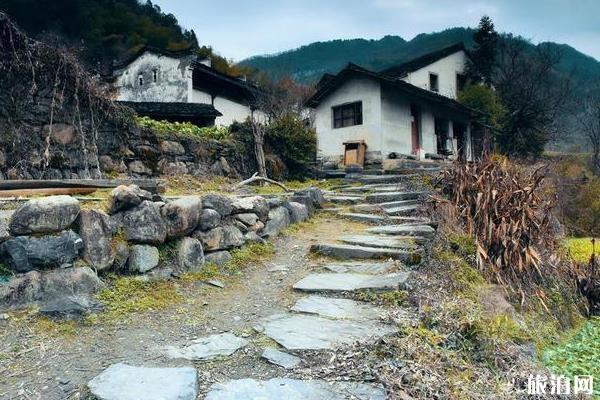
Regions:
[[85, 171, 437, 399]]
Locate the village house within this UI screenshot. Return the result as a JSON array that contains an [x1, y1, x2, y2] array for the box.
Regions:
[[110, 46, 261, 126], [306, 43, 483, 167]]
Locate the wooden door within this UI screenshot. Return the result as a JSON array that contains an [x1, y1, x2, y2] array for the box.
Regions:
[[345, 148, 358, 165], [410, 106, 420, 153]]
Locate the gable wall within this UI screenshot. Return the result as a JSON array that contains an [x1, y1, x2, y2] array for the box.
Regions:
[[402, 50, 468, 99]]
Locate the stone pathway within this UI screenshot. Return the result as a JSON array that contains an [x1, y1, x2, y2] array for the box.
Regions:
[[86, 174, 437, 399]]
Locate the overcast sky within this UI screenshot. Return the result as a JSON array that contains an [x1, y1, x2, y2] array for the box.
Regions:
[[152, 0, 600, 62]]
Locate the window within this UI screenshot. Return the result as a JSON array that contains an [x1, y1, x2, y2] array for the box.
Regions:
[[429, 73, 439, 92], [456, 73, 466, 93], [333, 102, 362, 129], [153, 70, 158, 83], [138, 74, 143, 86]]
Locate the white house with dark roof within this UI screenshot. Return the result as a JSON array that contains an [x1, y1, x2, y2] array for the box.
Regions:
[[110, 46, 261, 126], [306, 43, 482, 166]]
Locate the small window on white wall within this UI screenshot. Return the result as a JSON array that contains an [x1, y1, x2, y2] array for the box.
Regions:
[[153, 70, 157, 83], [429, 73, 439, 92], [138, 74, 143, 86]]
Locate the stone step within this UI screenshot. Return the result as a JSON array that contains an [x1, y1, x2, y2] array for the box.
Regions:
[[293, 272, 410, 292], [378, 199, 419, 209], [205, 378, 386, 400], [343, 184, 404, 193], [291, 295, 384, 321], [320, 260, 397, 274], [366, 191, 424, 204], [324, 195, 364, 205], [259, 313, 398, 350], [359, 174, 419, 184], [310, 243, 422, 264], [339, 212, 428, 226], [349, 204, 384, 214], [366, 224, 436, 237], [384, 204, 419, 216], [337, 234, 420, 249]]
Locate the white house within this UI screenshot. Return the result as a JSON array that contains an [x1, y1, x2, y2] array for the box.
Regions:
[[307, 43, 481, 165], [110, 46, 261, 126]]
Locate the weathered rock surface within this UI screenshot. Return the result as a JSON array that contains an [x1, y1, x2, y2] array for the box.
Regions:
[[325, 195, 364, 205], [161, 196, 202, 238], [262, 207, 290, 237], [294, 187, 325, 209], [177, 237, 204, 272], [9, 195, 80, 235], [366, 224, 436, 237], [121, 201, 167, 244], [338, 234, 419, 249], [261, 314, 397, 350], [1, 230, 83, 272], [195, 225, 244, 251], [244, 231, 265, 244], [235, 213, 259, 226], [204, 251, 232, 266], [291, 295, 384, 321], [322, 261, 396, 274], [78, 210, 114, 270], [128, 245, 160, 273], [0, 267, 102, 312], [231, 196, 269, 221], [158, 140, 186, 155], [0, 218, 9, 243], [339, 213, 389, 224], [261, 348, 301, 369], [166, 332, 248, 360], [199, 208, 221, 231], [128, 160, 153, 175], [366, 191, 423, 204], [283, 202, 309, 223], [87, 363, 198, 400], [310, 243, 420, 263], [205, 378, 385, 400], [203, 194, 233, 217], [293, 272, 410, 292], [109, 185, 152, 214]]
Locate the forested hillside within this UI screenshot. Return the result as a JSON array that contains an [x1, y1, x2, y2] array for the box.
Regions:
[[0, 0, 198, 68]]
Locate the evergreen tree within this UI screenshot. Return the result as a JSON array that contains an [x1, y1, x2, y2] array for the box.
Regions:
[[467, 15, 499, 86]]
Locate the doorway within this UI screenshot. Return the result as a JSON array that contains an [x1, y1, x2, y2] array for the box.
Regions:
[[410, 105, 420, 154]]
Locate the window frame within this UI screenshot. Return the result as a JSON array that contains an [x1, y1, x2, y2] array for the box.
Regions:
[[332, 101, 363, 129], [138, 74, 144, 86], [456, 73, 466, 93], [429, 72, 439, 92]]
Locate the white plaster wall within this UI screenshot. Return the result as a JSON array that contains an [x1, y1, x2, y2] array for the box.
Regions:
[[402, 50, 468, 99], [315, 77, 383, 158], [214, 96, 252, 126], [115, 52, 193, 102], [380, 87, 412, 156], [190, 88, 213, 104]]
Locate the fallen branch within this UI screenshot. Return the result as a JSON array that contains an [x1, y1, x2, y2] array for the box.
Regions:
[[234, 172, 290, 192]]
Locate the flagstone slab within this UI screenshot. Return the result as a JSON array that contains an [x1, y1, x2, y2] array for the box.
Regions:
[[366, 191, 424, 204], [260, 313, 397, 350], [384, 205, 419, 216], [321, 260, 396, 274], [291, 295, 383, 321], [359, 175, 419, 184], [367, 224, 436, 237], [87, 363, 198, 400], [293, 272, 410, 292], [324, 195, 364, 205], [338, 234, 419, 249], [310, 243, 420, 263], [166, 332, 248, 361], [379, 199, 419, 209], [261, 348, 301, 369], [205, 378, 386, 400]]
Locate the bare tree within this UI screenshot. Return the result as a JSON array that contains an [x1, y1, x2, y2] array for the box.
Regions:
[[581, 90, 600, 172]]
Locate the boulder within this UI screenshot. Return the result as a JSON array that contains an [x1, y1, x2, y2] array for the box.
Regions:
[[9, 195, 80, 235], [283, 202, 309, 223], [161, 161, 189, 176], [199, 208, 221, 231], [267, 198, 284, 208], [231, 196, 269, 221], [203, 194, 233, 217], [128, 161, 153, 176], [44, 123, 75, 146], [235, 213, 259, 226], [161, 196, 202, 238], [177, 237, 205, 272], [121, 201, 167, 244], [128, 245, 160, 273], [112, 241, 130, 271], [109, 185, 153, 214], [248, 221, 265, 233], [0, 267, 102, 312], [262, 207, 290, 238], [233, 220, 249, 233], [0, 218, 8, 243], [210, 157, 236, 177], [204, 251, 233, 266], [1, 230, 83, 272], [244, 231, 265, 244], [294, 187, 325, 209], [99, 156, 127, 174], [78, 210, 114, 270], [289, 194, 314, 215], [159, 140, 186, 155], [194, 225, 244, 251]]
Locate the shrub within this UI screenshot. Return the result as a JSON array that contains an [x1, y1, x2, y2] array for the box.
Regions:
[[135, 116, 230, 140], [266, 114, 316, 179]]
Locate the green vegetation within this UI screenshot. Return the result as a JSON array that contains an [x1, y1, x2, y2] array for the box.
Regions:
[[355, 290, 408, 307], [266, 114, 317, 179], [564, 237, 597, 263], [0, 262, 12, 284], [458, 84, 506, 130], [226, 243, 275, 273], [543, 317, 600, 395], [136, 116, 230, 140]]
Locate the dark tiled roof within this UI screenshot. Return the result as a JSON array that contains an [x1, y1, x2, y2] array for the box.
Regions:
[[380, 43, 467, 77], [191, 61, 262, 102], [118, 101, 222, 117], [305, 63, 476, 116], [112, 45, 196, 70]]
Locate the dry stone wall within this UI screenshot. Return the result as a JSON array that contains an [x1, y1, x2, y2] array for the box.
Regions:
[[0, 185, 324, 314]]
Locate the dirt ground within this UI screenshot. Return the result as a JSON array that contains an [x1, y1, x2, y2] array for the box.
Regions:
[[0, 215, 368, 400]]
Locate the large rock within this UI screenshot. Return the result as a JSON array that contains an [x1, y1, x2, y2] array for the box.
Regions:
[[0, 230, 83, 272], [234, 213, 259, 226], [121, 201, 167, 244], [194, 225, 244, 251], [177, 237, 204, 272], [0, 218, 8, 243], [262, 207, 290, 238], [283, 202, 309, 223], [294, 187, 325, 209], [292, 272, 410, 292], [158, 140, 185, 155], [166, 332, 248, 361], [109, 185, 153, 214], [0, 267, 102, 312], [203, 194, 233, 217], [78, 210, 114, 270], [161, 196, 202, 238], [9, 195, 80, 235], [128, 245, 160, 273], [87, 363, 198, 400], [128, 161, 153, 176], [231, 196, 269, 221], [44, 123, 75, 145], [204, 251, 232, 266], [261, 348, 301, 369], [199, 208, 221, 231]]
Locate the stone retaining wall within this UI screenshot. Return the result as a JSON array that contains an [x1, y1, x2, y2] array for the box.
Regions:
[[0, 185, 324, 313]]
